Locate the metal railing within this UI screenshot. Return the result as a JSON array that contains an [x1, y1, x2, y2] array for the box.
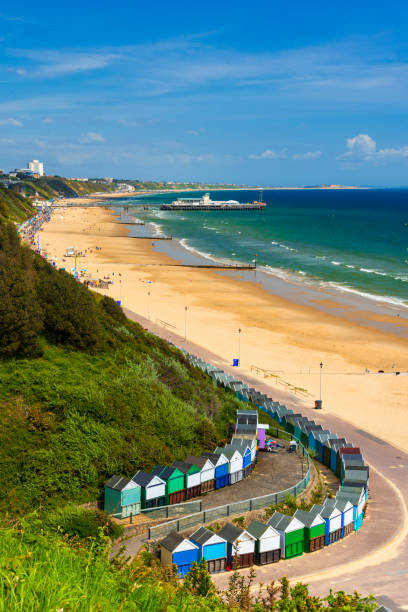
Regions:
[[149, 430, 310, 540]]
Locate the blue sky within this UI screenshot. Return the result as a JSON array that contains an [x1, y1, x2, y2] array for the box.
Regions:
[[1, 1, 408, 185]]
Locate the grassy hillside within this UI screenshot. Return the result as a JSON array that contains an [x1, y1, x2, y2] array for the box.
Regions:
[[22, 177, 117, 199], [0, 186, 33, 222]]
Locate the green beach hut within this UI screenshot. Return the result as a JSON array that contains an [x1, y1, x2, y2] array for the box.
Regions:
[[151, 465, 186, 505], [294, 509, 325, 552], [268, 511, 305, 559], [104, 475, 141, 519]]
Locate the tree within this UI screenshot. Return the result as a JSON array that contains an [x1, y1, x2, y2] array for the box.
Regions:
[[183, 559, 217, 598], [0, 221, 43, 358]]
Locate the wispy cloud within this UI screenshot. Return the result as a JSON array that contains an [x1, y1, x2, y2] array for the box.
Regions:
[[79, 132, 105, 143], [249, 149, 287, 160], [292, 151, 322, 160], [10, 49, 120, 78], [0, 117, 22, 127], [338, 134, 408, 164]]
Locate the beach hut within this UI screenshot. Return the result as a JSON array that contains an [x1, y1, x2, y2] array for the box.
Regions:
[[329, 439, 349, 473], [246, 520, 281, 565], [257, 423, 270, 450], [323, 438, 340, 468], [336, 486, 365, 531], [231, 436, 256, 464], [337, 446, 362, 477], [312, 499, 343, 545], [215, 446, 243, 484], [218, 523, 256, 568], [268, 512, 305, 559], [104, 475, 141, 519], [343, 469, 369, 496], [185, 455, 215, 493], [293, 417, 311, 443], [339, 452, 364, 481], [335, 498, 354, 537], [190, 527, 227, 573], [151, 465, 186, 505], [314, 431, 335, 463], [171, 461, 201, 499], [160, 531, 199, 577], [132, 471, 166, 509], [202, 451, 229, 489], [227, 440, 252, 478], [293, 509, 325, 552], [308, 428, 329, 454], [300, 423, 322, 450], [283, 413, 303, 435]]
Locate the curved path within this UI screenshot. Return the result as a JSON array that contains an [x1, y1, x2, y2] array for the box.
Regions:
[[125, 307, 408, 610]]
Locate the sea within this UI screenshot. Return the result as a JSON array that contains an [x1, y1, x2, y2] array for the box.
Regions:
[[113, 189, 408, 316]]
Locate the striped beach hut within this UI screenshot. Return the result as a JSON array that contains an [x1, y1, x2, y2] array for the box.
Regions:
[[216, 446, 243, 484], [312, 499, 342, 545], [190, 527, 227, 573], [268, 512, 305, 559], [294, 509, 325, 552], [246, 520, 281, 565], [171, 461, 201, 500], [236, 409, 258, 437], [185, 455, 215, 493], [337, 446, 362, 477], [335, 497, 354, 537], [343, 468, 369, 496], [202, 451, 229, 489], [218, 523, 256, 568], [104, 475, 141, 519], [132, 471, 166, 509], [151, 465, 186, 505], [160, 531, 199, 577], [340, 453, 364, 482]]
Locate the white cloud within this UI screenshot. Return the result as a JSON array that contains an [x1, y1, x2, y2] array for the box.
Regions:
[[346, 134, 376, 155], [249, 149, 286, 160], [79, 132, 105, 143], [10, 49, 120, 78], [292, 151, 322, 160], [338, 134, 408, 164], [42, 117, 53, 124], [0, 117, 22, 127], [185, 129, 204, 136]]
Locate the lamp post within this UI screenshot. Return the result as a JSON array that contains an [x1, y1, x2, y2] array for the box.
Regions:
[[147, 291, 151, 321], [184, 306, 188, 341], [238, 328, 242, 365], [319, 361, 323, 402]]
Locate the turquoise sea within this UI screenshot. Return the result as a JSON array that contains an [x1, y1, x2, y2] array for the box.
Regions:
[[117, 189, 408, 310]]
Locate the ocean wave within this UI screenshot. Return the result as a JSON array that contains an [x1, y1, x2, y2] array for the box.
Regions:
[[324, 282, 408, 310], [331, 261, 342, 265]]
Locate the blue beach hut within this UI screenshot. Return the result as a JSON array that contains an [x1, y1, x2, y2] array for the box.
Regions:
[[202, 451, 229, 489], [160, 531, 199, 577], [190, 527, 227, 573]]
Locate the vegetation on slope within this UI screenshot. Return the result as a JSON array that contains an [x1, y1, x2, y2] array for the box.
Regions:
[[0, 185, 33, 222], [0, 219, 239, 514]]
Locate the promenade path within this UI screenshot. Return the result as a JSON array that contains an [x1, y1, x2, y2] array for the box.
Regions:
[[124, 307, 408, 610]]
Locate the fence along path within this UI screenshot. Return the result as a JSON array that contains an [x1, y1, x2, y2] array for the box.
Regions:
[[149, 430, 310, 540]]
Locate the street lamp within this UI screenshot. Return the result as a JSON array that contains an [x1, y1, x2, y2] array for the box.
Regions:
[[147, 291, 151, 321], [319, 362, 323, 402], [184, 306, 188, 341]]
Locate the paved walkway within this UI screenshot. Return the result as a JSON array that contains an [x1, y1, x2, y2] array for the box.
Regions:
[[124, 307, 408, 610]]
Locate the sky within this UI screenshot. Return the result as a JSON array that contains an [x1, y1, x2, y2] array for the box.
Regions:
[[1, 0, 408, 185]]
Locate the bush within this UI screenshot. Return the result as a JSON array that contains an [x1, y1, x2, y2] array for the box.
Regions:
[[100, 295, 127, 323], [47, 507, 123, 540]]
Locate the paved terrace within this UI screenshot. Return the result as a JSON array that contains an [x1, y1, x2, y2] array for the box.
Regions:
[[124, 306, 408, 611]]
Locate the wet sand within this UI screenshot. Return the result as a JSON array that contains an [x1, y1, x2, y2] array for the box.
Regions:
[[39, 206, 408, 453]]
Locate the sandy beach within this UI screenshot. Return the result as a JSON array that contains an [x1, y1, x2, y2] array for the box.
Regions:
[[38, 206, 408, 453]]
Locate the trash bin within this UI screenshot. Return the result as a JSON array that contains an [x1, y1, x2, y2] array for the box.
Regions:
[[233, 358, 240, 367], [314, 400, 322, 409], [116, 300, 121, 306]]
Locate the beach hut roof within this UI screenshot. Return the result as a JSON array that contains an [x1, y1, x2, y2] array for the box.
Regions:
[[294, 509, 324, 528], [246, 520, 279, 539], [161, 531, 198, 553], [201, 452, 224, 464], [335, 498, 353, 512], [190, 526, 225, 546], [185, 455, 214, 470], [217, 523, 244, 543], [171, 460, 199, 474], [268, 511, 303, 532], [320, 499, 342, 518], [150, 465, 166, 477], [105, 475, 131, 491], [132, 471, 164, 488]]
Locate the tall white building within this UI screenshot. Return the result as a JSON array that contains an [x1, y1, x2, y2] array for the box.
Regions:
[[28, 159, 44, 176]]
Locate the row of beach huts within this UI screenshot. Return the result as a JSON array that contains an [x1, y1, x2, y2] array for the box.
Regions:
[[158, 353, 369, 576], [104, 407, 269, 519]]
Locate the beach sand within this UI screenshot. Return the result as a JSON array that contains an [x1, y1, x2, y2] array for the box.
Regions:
[[39, 206, 408, 453]]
